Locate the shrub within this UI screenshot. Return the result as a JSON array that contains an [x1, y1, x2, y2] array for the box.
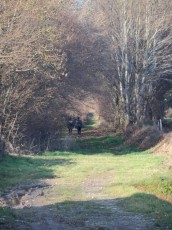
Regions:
[[124, 125, 162, 150]]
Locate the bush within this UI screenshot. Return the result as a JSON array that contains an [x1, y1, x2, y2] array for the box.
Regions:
[[124, 125, 162, 150]]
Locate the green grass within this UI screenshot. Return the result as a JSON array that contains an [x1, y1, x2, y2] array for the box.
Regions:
[[0, 135, 172, 229], [0, 207, 17, 222], [0, 154, 72, 191], [120, 193, 172, 228], [74, 135, 135, 154]]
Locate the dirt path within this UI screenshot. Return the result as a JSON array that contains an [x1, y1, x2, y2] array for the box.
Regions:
[[2, 173, 158, 230], [1, 131, 165, 229], [80, 173, 157, 230]]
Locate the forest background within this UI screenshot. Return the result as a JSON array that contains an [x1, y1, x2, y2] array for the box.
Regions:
[[0, 0, 172, 156]]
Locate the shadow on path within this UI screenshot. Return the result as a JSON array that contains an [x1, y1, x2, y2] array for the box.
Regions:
[[1, 192, 172, 230], [0, 155, 74, 191]]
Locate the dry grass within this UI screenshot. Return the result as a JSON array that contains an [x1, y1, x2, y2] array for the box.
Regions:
[[124, 125, 162, 150]]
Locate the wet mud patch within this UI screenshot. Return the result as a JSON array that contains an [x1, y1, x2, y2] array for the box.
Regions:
[[1, 182, 52, 208]]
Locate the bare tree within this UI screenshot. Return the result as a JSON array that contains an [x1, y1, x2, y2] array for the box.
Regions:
[[0, 0, 79, 151], [95, 0, 172, 126]]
